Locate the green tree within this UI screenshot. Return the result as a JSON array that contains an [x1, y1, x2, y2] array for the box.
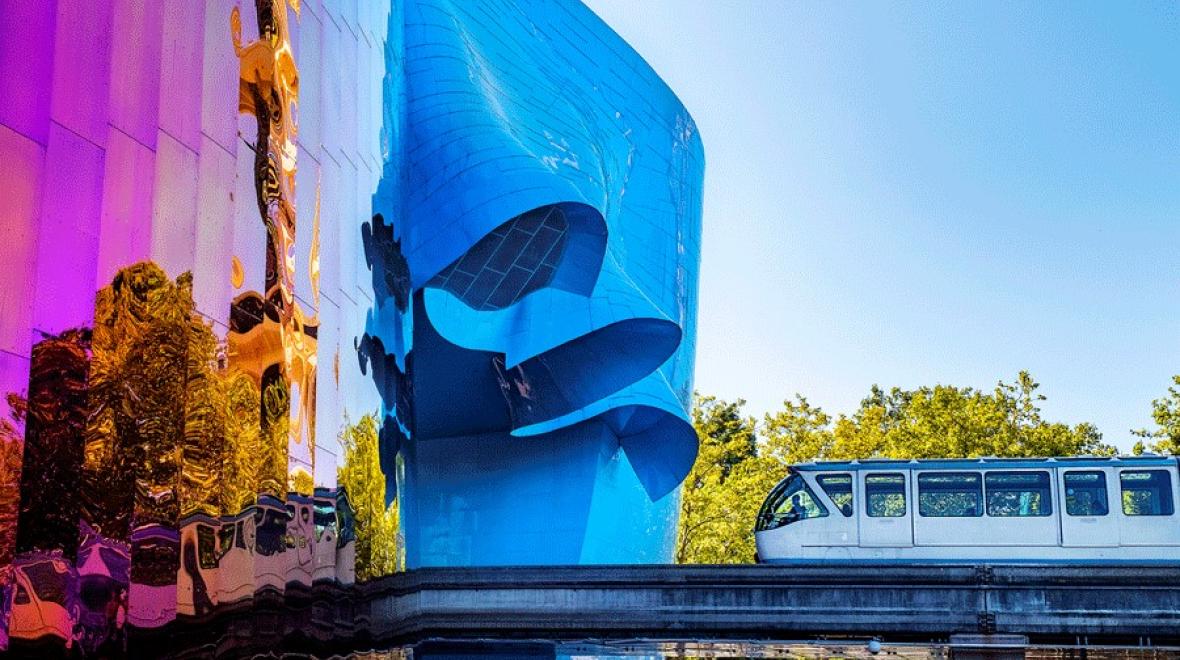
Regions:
[[0, 394, 25, 564], [1132, 375, 1180, 455], [761, 372, 1112, 464], [337, 414, 401, 580], [676, 395, 762, 564], [762, 395, 836, 465]]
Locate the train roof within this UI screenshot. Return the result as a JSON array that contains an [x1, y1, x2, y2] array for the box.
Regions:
[[790, 455, 1178, 471]]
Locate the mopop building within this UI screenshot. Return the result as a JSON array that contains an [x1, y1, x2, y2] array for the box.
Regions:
[[374, 0, 704, 566], [0, 0, 700, 649]]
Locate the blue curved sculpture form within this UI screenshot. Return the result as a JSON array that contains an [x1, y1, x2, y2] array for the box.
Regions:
[[360, 0, 704, 566]]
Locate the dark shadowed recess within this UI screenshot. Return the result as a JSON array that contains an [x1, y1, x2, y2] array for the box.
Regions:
[[426, 202, 606, 310]]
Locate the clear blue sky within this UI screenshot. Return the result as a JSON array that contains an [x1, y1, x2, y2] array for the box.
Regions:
[[582, 1, 1180, 450]]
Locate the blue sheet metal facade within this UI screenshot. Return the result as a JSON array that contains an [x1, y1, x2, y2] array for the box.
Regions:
[[362, 0, 704, 566]]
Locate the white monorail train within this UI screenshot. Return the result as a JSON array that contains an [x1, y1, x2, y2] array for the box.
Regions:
[[755, 456, 1180, 563]]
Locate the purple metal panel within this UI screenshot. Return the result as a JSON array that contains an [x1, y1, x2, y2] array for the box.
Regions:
[[199, 0, 242, 155], [48, 1, 113, 149], [158, 0, 206, 153], [95, 125, 156, 285], [0, 127, 45, 357], [149, 131, 200, 278], [191, 134, 238, 327], [31, 123, 104, 336], [0, 0, 57, 147], [106, 0, 163, 150]]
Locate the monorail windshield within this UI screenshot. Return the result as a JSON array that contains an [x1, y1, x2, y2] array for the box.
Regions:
[[755, 472, 828, 532]]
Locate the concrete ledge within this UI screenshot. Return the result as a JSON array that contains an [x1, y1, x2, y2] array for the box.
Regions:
[[145, 563, 1180, 656], [361, 563, 1180, 644]]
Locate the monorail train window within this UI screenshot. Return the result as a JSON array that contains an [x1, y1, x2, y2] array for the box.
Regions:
[[1064, 471, 1108, 516], [917, 472, 982, 517], [817, 474, 854, 516], [219, 524, 237, 557], [755, 473, 829, 531], [315, 500, 338, 538], [12, 583, 29, 605], [865, 473, 906, 517], [985, 471, 1052, 517], [1120, 470, 1175, 516], [197, 524, 219, 570]]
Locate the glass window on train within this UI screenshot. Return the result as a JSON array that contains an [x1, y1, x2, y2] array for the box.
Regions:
[[985, 471, 1052, 517], [755, 473, 829, 532], [817, 473, 854, 517], [1120, 470, 1175, 516], [865, 473, 906, 518], [1064, 471, 1108, 516], [218, 524, 236, 559], [918, 472, 983, 517], [197, 525, 219, 570]]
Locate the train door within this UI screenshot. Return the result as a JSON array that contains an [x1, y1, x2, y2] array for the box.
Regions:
[[1059, 467, 1117, 547], [1116, 466, 1179, 547], [859, 472, 913, 547]]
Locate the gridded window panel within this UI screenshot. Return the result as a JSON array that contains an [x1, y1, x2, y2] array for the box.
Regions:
[[197, 524, 218, 570], [428, 205, 569, 310]]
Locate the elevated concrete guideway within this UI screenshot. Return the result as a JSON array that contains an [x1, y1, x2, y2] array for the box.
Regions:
[[358, 564, 1180, 646], [155, 563, 1180, 657]]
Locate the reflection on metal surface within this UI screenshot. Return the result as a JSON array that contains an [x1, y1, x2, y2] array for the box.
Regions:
[[228, 0, 319, 495], [0, 0, 701, 650], [231, 256, 246, 290]]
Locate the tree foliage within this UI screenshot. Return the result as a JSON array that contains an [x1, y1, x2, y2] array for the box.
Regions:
[[337, 414, 401, 581], [676, 396, 759, 564], [0, 394, 25, 564], [677, 372, 1115, 564], [1132, 375, 1180, 455]]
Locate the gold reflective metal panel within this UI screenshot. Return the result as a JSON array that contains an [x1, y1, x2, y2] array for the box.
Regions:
[[230, 0, 317, 494]]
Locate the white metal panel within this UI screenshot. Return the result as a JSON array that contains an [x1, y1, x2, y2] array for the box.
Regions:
[[798, 473, 857, 548]]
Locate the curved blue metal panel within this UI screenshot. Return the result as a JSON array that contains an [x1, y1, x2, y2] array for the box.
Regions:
[[361, 0, 704, 566]]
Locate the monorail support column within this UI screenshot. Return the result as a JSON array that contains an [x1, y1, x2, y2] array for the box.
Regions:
[[949, 634, 1028, 660]]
